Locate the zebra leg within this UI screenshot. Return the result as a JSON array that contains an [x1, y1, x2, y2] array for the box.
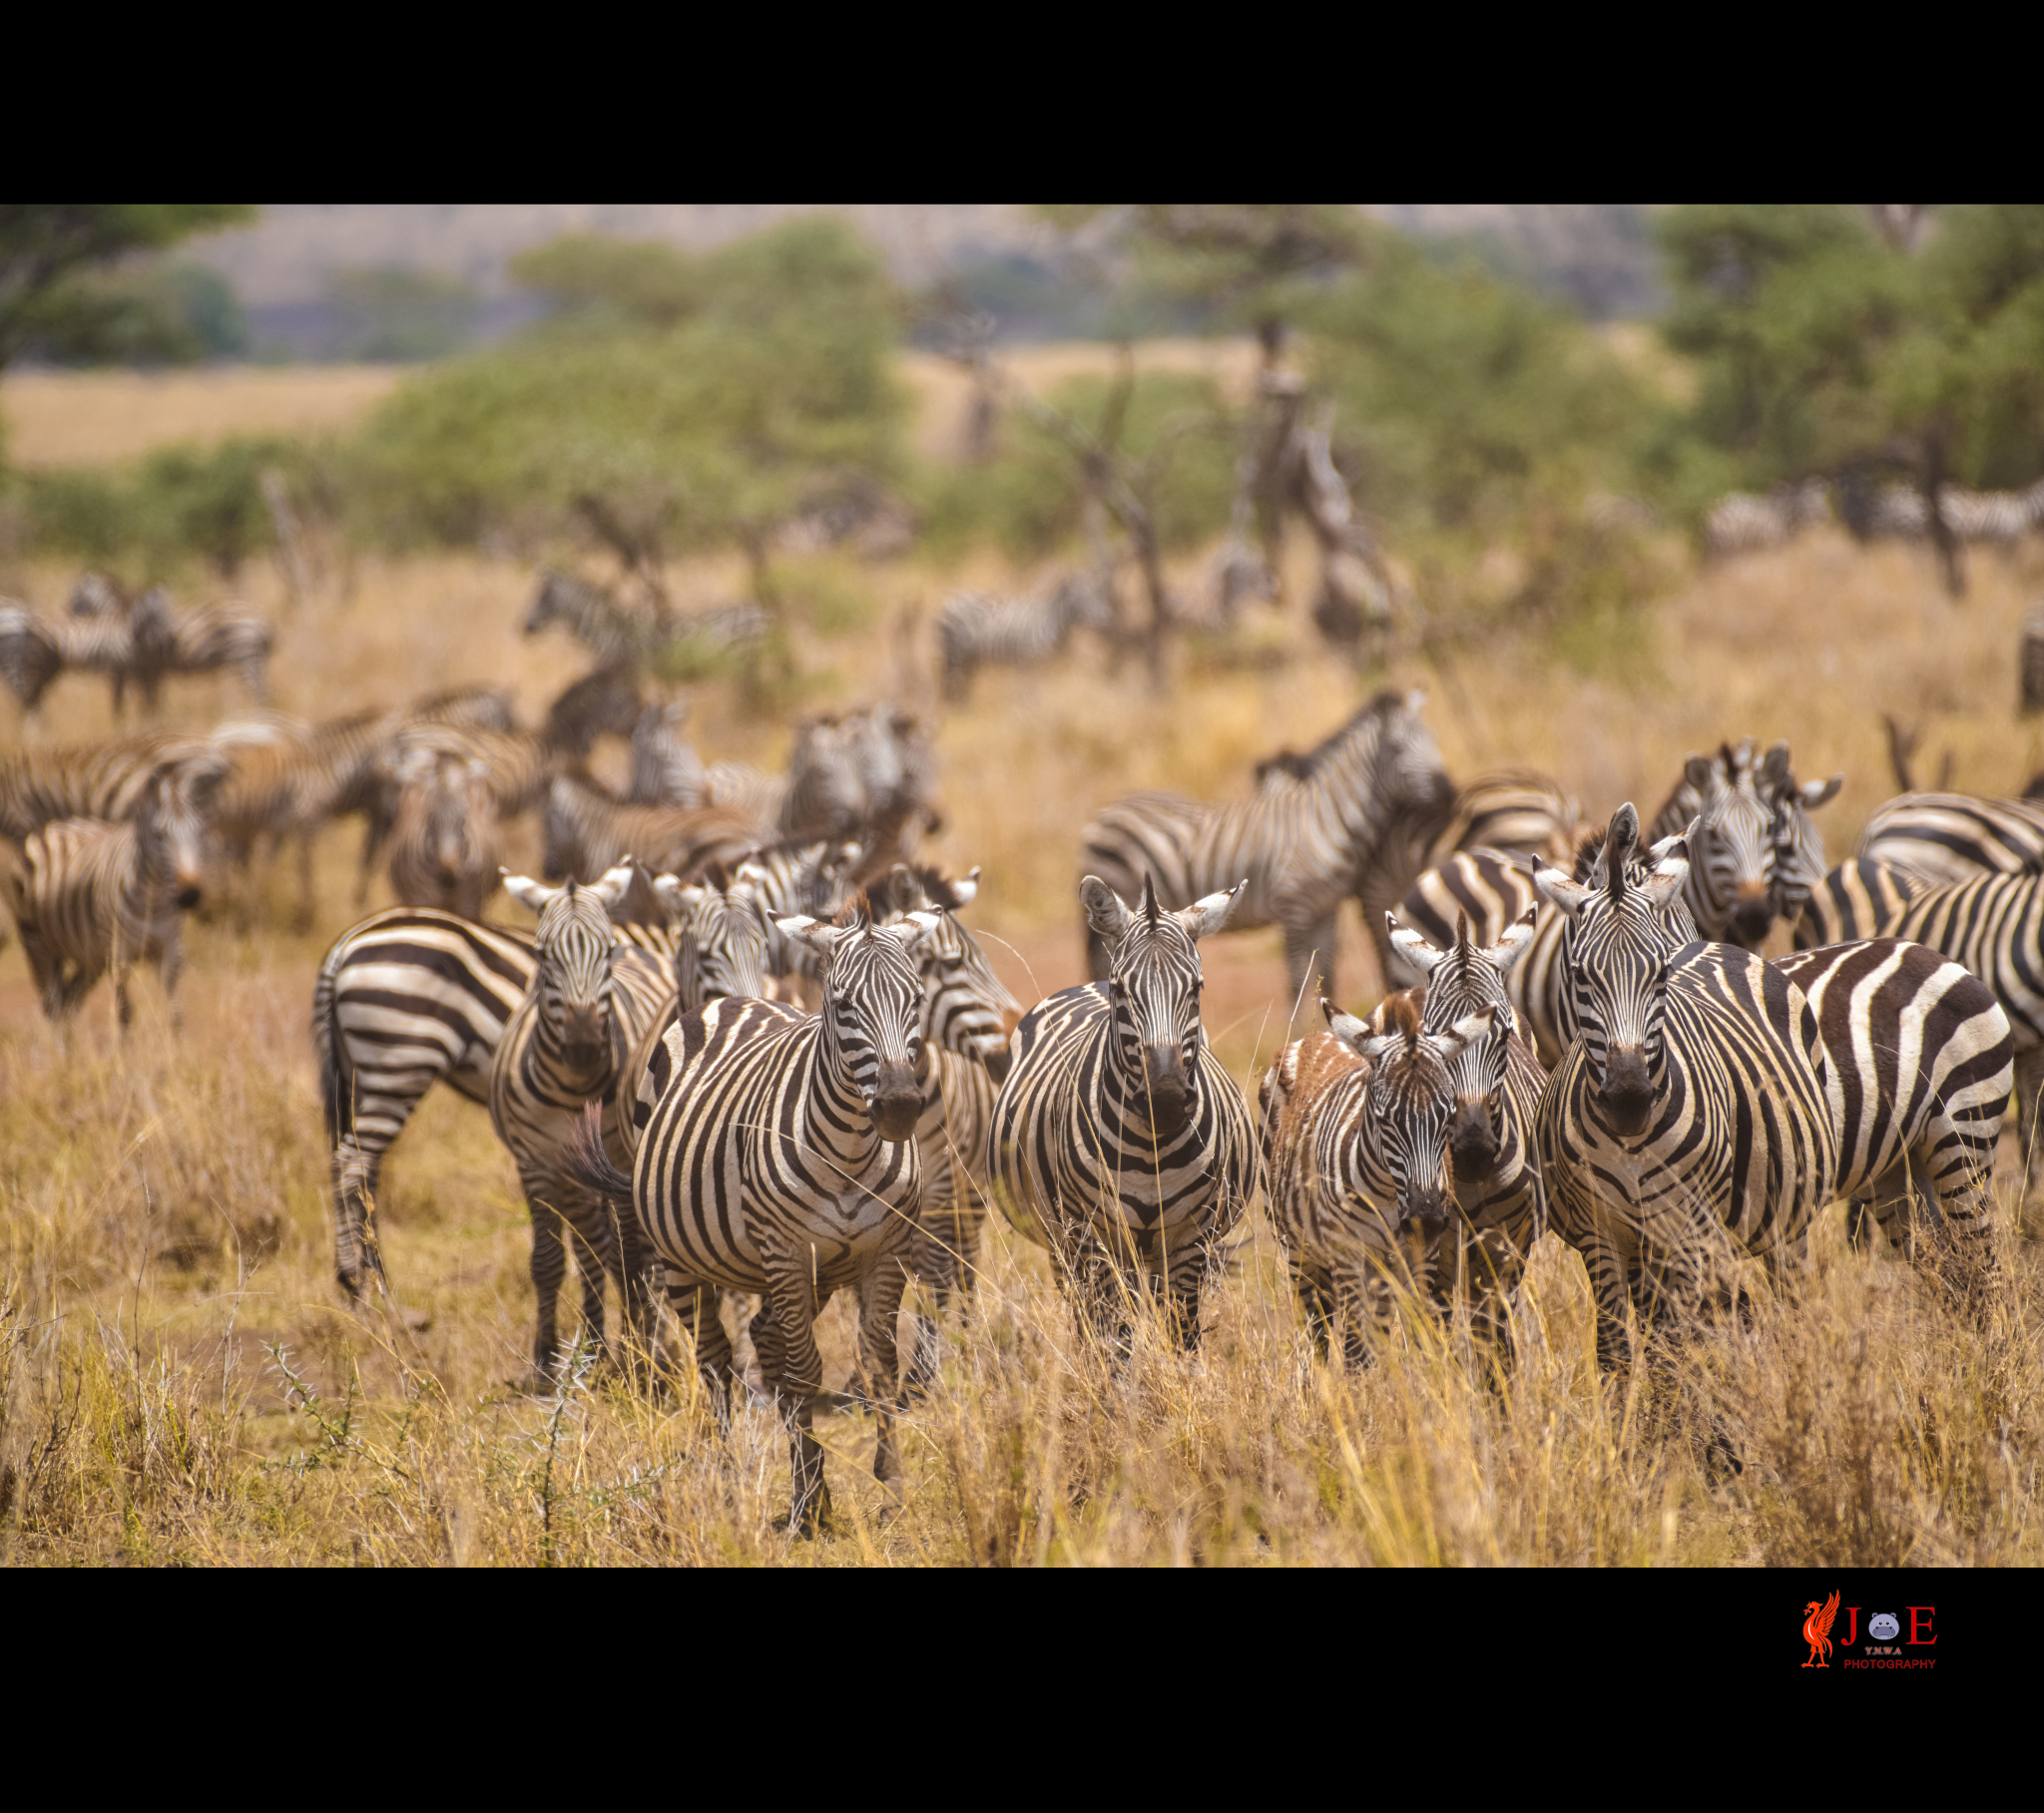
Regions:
[[1575, 1229, 1637, 1374], [1845, 1199, 1877, 1252], [2014, 1045, 2044, 1192], [1164, 1241, 1211, 1354], [906, 1142, 963, 1392], [760, 1265, 832, 1535], [159, 918, 185, 1031], [295, 832, 316, 932], [1282, 915, 1338, 1012], [1290, 1259, 1337, 1362], [856, 1252, 911, 1491], [665, 1270, 735, 1425], [527, 1197, 569, 1382], [18, 922, 66, 1022]]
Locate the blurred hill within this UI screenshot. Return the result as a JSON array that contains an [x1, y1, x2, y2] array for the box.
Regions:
[[186, 205, 1663, 356]]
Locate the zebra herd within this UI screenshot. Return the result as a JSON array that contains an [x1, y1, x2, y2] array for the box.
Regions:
[[12, 556, 2044, 1527]]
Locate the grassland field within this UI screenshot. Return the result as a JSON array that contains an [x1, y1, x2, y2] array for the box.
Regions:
[[2, 366, 2042, 1567]]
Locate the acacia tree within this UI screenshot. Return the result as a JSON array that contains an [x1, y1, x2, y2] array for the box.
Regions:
[[0, 205, 254, 370], [1659, 204, 2044, 595]]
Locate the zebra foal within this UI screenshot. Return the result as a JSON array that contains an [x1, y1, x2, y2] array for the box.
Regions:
[[570, 904, 940, 1533], [990, 875, 1260, 1355], [1532, 806, 1837, 1372]]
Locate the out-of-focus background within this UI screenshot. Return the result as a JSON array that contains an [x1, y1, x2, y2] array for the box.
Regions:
[[4, 204, 2042, 1567]]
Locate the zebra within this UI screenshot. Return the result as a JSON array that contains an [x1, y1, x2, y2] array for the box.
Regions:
[[567, 904, 941, 1533], [0, 599, 139, 715], [542, 773, 761, 885], [1701, 482, 1830, 559], [1644, 738, 1841, 948], [383, 742, 499, 920], [2023, 605, 2044, 717], [1940, 480, 2044, 544], [489, 867, 677, 1379], [1080, 689, 1454, 1002], [1854, 792, 2044, 888], [867, 862, 1020, 1387], [1262, 992, 1515, 1369], [524, 569, 768, 668], [627, 700, 709, 806], [989, 875, 1261, 1355], [311, 883, 724, 1304], [1773, 938, 2011, 1278], [1531, 805, 1837, 1372], [3, 755, 226, 1027], [782, 703, 944, 862], [126, 588, 274, 708], [935, 575, 1115, 700]]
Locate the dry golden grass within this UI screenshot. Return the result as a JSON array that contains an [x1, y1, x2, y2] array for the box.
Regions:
[[2, 517, 2043, 1565], [0, 340, 1265, 472]]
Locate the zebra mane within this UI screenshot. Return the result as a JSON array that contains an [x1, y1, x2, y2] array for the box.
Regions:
[[1141, 872, 1160, 926], [832, 892, 876, 931], [1382, 990, 1422, 1046], [1253, 688, 1413, 784]]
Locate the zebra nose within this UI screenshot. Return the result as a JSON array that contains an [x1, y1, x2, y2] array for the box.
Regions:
[[1401, 1185, 1451, 1239], [1600, 1047, 1655, 1136], [870, 1059, 922, 1140], [1731, 893, 1775, 947], [562, 1004, 605, 1051], [1140, 1044, 1190, 1137], [176, 885, 202, 911]]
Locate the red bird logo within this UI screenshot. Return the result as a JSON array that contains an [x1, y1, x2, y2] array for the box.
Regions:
[[1802, 1590, 1840, 1667]]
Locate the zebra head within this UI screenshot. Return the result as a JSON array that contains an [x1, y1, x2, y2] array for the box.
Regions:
[[882, 862, 1022, 1085], [397, 747, 497, 914], [1080, 872, 1244, 1142], [1384, 904, 1536, 1192], [1760, 741, 1842, 928], [544, 663, 643, 756], [653, 866, 769, 1012], [503, 863, 635, 1078], [775, 904, 940, 1141], [1326, 991, 1497, 1244], [140, 752, 228, 911], [525, 570, 605, 642], [1533, 804, 1692, 1139], [1381, 689, 1456, 820], [1672, 740, 1779, 948]]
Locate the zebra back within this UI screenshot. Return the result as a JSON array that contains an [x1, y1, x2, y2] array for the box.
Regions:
[[1792, 859, 1921, 950], [1855, 792, 2044, 887], [542, 773, 760, 884]]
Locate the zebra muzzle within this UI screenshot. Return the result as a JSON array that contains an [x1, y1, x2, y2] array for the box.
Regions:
[[1599, 1048, 1655, 1136], [1141, 1045, 1191, 1139], [1731, 888, 1774, 947], [869, 1061, 923, 1141]]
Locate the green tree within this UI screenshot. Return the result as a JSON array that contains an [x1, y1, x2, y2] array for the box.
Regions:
[[0, 205, 255, 368], [1658, 204, 2044, 592], [346, 217, 905, 598]]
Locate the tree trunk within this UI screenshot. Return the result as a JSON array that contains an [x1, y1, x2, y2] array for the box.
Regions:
[[1920, 437, 1966, 599]]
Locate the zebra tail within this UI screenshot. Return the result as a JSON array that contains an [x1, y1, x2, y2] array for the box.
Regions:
[[563, 1100, 635, 1202]]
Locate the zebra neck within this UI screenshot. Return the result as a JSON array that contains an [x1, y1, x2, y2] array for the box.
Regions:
[[531, 1018, 613, 1097], [802, 1013, 888, 1165]]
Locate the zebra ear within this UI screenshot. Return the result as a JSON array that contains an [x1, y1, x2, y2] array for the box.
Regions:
[[948, 866, 981, 909], [1080, 875, 1133, 943], [1481, 905, 1540, 975], [1320, 997, 1374, 1054], [1685, 753, 1716, 793], [884, 910, 944, 953], [502, 871, 558, 915], [776, 914, 849, 961], [1532, 857, 1593, 922], [1800, 774, 1843, 809], [587, 862, 636, 912], [1177, 878, 1246, 941], [1386, 911, 1443, 977], [1429, 1006, 1498, 1064], [652, 874, 704, 917]]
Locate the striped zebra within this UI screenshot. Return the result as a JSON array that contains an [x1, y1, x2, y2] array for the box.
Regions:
[[127, 589, 274, 709], [313, 835, 859, 1301], [0, 600, 140, 715], [542, 773, 761, 885], [1773, 938, 2011, 1275], [1080, 689, 1454, 1000], [568, 905, 941, 1533], [1701, 482, 1831, 559], [525, 569, 768, 668], [1645, 738, 1841, 948], [1262, 993, 1516, 1368], [783, 703, 944, 861], [1855, 792, 2044, 888], [1531, 806, 1837, 1372], [489, 868, 677, 1378], [3, 756, 225, 1027], [989, 875, 1261, 1354], [936, 575, 1115, 700], [383, 742, 499, 920]]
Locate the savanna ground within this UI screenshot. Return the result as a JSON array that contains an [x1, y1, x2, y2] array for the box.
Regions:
[[3, 366, 2043, 1566]]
